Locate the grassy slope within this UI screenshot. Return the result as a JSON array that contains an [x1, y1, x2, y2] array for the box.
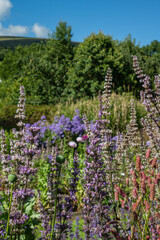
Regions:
[[0, 36, 79, 49], [0, 36, 47, 49]]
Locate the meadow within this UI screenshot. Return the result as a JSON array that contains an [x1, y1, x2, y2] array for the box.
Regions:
[[0, 56, 160, 240]]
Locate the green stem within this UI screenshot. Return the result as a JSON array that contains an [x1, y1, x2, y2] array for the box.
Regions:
[[109, 162, 119, 235], [5, 183, 13, 239], [142, 209, 151, 239], [50, 165, 61, 240]]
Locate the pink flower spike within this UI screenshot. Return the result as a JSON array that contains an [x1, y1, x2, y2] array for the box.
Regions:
[[132, 188, 138, 199], [157, 225, 160, 234], [126, 178, 129, 185], [120, 199, 125, 208], [146, 149, 151, 158], [115, 191, 119, 201], [136, 155, 141, 172]]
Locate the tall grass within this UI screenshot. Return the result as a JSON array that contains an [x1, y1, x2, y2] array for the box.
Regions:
[[51, 93, 146, 134], [0, 92, 146, 134]]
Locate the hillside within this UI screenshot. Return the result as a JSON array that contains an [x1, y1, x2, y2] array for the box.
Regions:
[[0, 36, 48, 49], [0, 36, 79, 49]]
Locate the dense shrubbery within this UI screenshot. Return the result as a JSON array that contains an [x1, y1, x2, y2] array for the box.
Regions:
[[0, 105, 54, 130], [0, 59, 160, 239]]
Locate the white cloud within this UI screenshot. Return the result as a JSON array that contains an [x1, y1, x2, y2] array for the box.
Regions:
[[0, 0, 12, 20], [0, 1, 49, 38], [0, 22, 28, 36], [32, 23, 49, 37]]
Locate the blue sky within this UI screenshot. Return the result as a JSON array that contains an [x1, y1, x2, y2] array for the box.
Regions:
[[0, 0, 159, 46]]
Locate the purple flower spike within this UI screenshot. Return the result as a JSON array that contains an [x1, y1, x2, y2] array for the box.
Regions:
[[41, 115, 46, 120]]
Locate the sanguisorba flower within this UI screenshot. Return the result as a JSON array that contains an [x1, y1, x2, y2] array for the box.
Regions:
[[150, 182, 155, 200], [135, 155, 141, 172], [146, 149, 151, 158]]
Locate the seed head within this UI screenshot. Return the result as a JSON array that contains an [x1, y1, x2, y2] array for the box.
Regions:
[[8, 174, 17, 183]]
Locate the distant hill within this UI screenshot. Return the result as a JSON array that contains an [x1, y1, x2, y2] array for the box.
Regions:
[[0, 36, 79, 49], [0, 36, 48, 49]]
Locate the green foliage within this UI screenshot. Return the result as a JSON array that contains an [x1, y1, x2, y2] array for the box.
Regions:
[[142, 53, 160, 83], [0, 104, 54, 130], [0, 22, 74, 105], [141, 40, 160, 85], [65, 32, 124, 100], [118, 34, 143, 96], [44, 22, 74, 102], [35, 156, 50, 206], [0, 43, 50, 104], [51, 21, 73, 43], [23, 197, 40, 240], [141, 40, 160, 57], [0, 22, 160, 108], [0, 47, 8, 61], [67, 218, 85, 240]]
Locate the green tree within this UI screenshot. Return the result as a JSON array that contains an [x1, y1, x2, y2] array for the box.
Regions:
[[141, 40, 160, 57], [65, 32, 123, 100], [142, 53, 160, 84], [45, 21, 74, 102], [119, 34, 142, 95], [141, 40, 160, 84], [0, 47, 8, 61], [52, 21, 73, 43], [0, 43, 51, 105], [0, 21, 74, 105]]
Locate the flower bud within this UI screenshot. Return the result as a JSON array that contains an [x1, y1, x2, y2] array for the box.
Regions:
[[82, 135, 88, 141], [8, 174, 17, 183], [76, 137, 83, 142], [68, 141, 77, 148], [56, 155, 65, 164]]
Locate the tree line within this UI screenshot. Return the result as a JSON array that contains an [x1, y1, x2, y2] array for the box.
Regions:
[[0, 21, 160, 106]]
